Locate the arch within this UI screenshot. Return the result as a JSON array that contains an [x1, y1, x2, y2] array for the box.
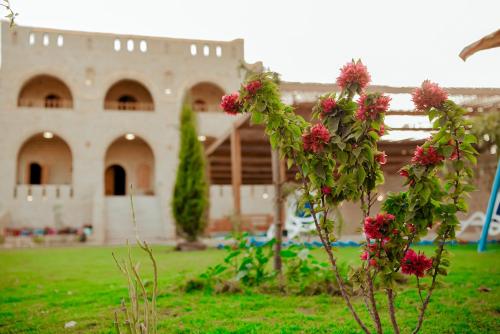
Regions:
[[104, 135, 155, 195], [105, 164, 126, 195], [18, 74, 73, 108], [188, 82, 226, 112], [104, 79, 154, 111], [16, 132, 73, 185]]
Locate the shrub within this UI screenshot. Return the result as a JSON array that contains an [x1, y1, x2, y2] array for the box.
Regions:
[[220, 61, 477, 334], [172, 104, 208, 242]]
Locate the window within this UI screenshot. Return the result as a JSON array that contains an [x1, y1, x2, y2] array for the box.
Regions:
[[139, 40, 147, 52], [190, 44, 197, 56], [203, 45, 210, 56], [57, 35, 64, 47], [43, 33, 49, 46], [44, 94, 61, 108], [114, 39, 121, 51], [216, 46, 222, 57], [28, 32, 36, 45], [193, 99, 207, 112], [127, 39, 134, 52]]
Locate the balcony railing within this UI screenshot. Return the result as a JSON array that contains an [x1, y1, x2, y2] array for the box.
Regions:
[[18, 98, 73, 108], [14, 184, 73, 200], [104, 101, 154, 111]]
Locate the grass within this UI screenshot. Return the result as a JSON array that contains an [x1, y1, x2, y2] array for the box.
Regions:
[[0, 243, 498, 333]]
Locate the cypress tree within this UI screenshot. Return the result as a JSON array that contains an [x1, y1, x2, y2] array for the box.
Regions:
[[172, 104, 208, 243]]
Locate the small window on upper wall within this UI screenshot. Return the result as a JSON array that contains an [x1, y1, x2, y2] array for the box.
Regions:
[[114, 39, 121, 51], [127, 39, 134, 52], [29, 32, 36, 45], [42, 33, 49, 46], [203, 45, 210, 56], [139, 40, 147, 52], [57, 35, 64, 47], [216, 46, 222, 57], [190, 44, 197, 56]]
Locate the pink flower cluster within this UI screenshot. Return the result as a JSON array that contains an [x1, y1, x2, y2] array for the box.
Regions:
[[336, 60, 371, 92], [401, 249, 433, 277], [361, 239, 389, 267], [302, 124, 331, 153], [363, 213, 396, 240], [411, 145, 444, 166], [220, 93, 241, 115], [376, 151, 387, 165], [356, 93, 391, 121], [321, 97, 337, 117], [245, 80, 262, 96], [411, 80, 448, 111]]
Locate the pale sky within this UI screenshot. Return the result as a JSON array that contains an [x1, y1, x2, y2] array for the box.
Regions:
[[10, 0, 500, 87]]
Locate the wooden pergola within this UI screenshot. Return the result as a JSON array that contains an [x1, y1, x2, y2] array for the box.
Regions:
[[205, 82, 500, 239]]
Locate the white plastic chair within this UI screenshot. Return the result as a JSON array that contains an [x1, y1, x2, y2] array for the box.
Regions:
[[458, 210, 500, 237], [266, 196, 319, 240]]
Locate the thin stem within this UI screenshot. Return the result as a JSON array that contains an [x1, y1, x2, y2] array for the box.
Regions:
[[294, 156, 371, 334], [362, 190, 383, 334], [416, 276, 424, 305], [386, 288, 400, 334]]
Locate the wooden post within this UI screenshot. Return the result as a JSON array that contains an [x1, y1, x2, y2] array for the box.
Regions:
[[272, 148, 284, 272], [230, 127, 242, 227]]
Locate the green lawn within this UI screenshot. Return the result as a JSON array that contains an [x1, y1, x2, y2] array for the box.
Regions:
[[0, 244, 498, 333]]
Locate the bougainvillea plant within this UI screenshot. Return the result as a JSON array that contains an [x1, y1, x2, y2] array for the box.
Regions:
[[220, 60, 478, 333]]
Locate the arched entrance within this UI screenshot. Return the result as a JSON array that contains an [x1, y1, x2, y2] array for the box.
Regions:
[[17, 132, 73, 185], [105, 164, 126, 195], [104, 135, 155, 195]]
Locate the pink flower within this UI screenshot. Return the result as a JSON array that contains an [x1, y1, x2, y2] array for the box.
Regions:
[[407, 224, 416, 233], [369, 259, 378, 267], [321, 186, 332, 195], [399, 169, 409, 178], [360, 251, 369, 260], [302, 124, 331, 153], [321, 97, 337, 117], [376, 151, 387, 165], [411, 145, 444, 166], [356, 93, 391, 121], [412, 80, 448, 111], [220, 93, 241, 115], [336, 60, 371, 92], [363, 213, 395, 240], [401, 249, 433, 277], [245, 80, 262, 96], [378, 124, 386, 136]]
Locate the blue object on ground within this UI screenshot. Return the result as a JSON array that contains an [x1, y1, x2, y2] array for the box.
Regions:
[[478, 159, 500, 252]]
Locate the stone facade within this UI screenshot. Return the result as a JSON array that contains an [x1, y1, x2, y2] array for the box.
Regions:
[[0, 21, 250, 243]]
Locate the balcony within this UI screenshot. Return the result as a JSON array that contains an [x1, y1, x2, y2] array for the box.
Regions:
[[103, 100, 154, 111], [14, 184, 73, 201], [18, 98, 73, 109]]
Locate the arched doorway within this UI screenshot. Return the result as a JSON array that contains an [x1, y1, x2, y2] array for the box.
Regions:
[[18, 74, 73, 108], [105, 165, 126, 195], [104, 135, 155, 195], [104, 79, 154, 111], [17, 133, 73, 185]]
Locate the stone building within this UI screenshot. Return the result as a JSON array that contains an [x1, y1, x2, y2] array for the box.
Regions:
[[0, 21, 253, 243]]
